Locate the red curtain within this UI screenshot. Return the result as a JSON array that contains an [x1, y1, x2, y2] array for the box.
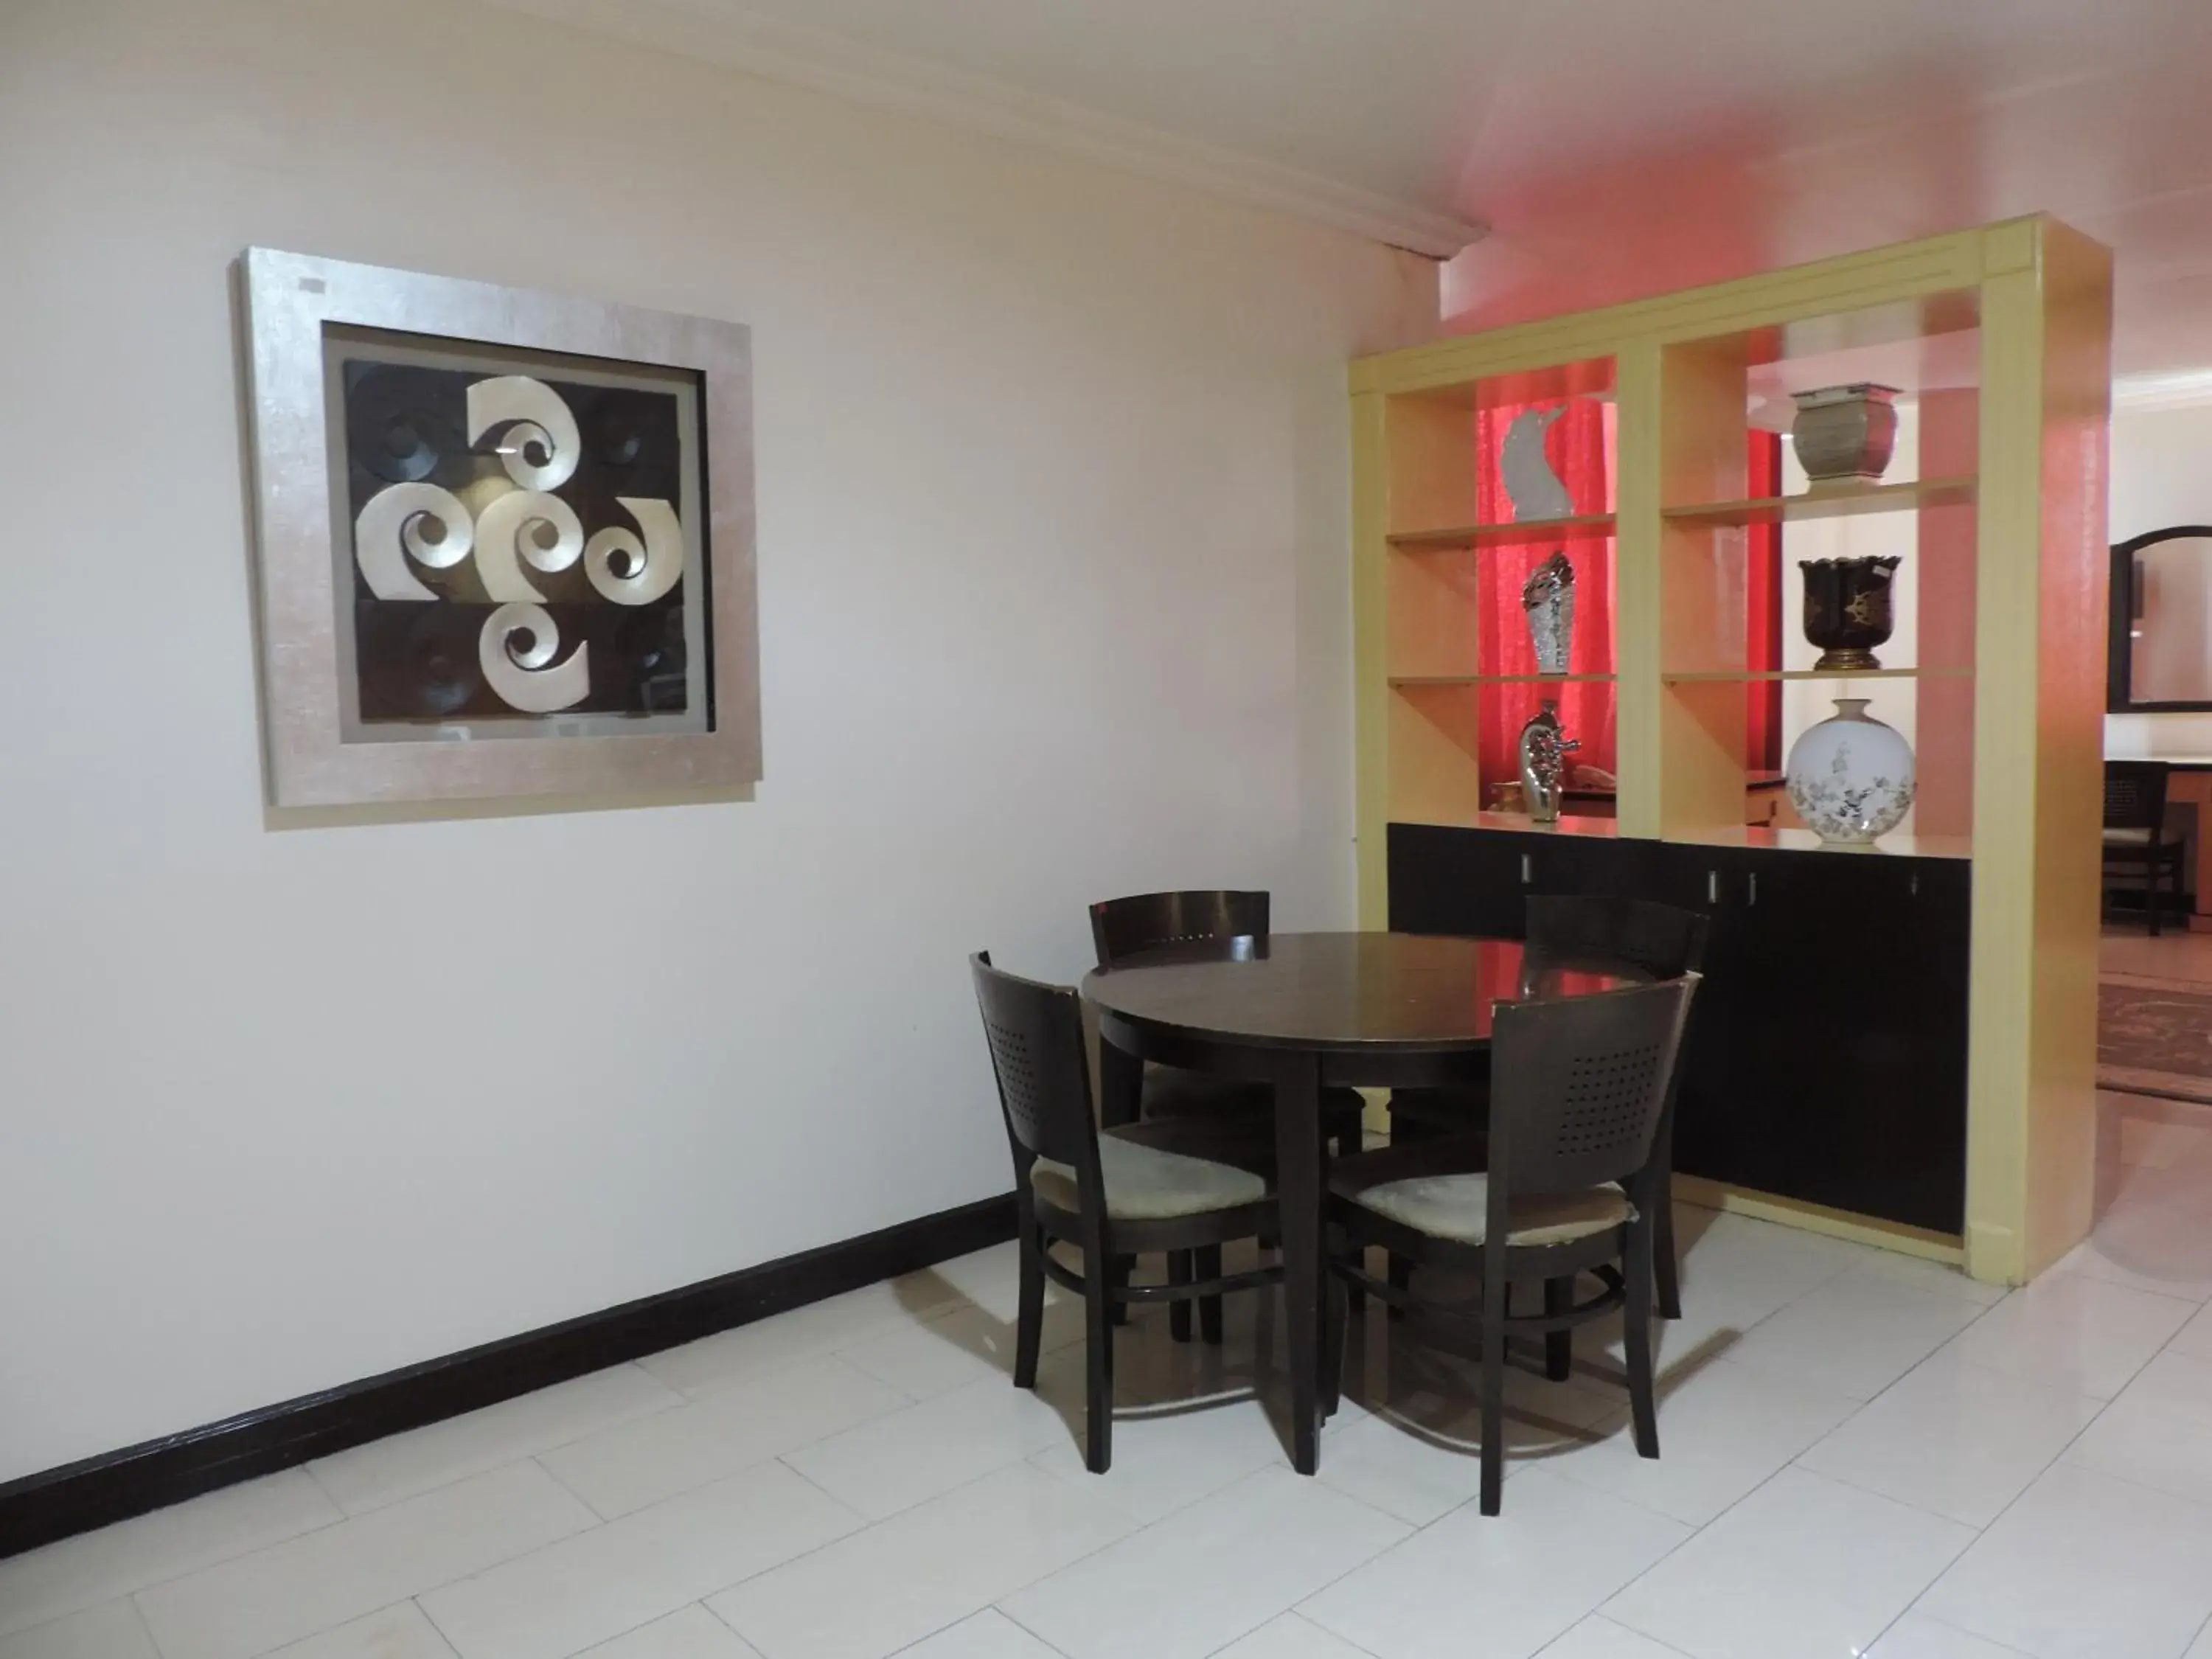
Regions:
[[1475, 401, 1616, 795], [1746, 432, 1782, 770]]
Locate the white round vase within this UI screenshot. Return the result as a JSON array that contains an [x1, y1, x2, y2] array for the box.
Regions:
[[1784, 698, 1916, 844]]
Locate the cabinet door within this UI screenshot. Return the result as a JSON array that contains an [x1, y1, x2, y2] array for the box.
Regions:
[[1387, 824, 1528, 936], [1716, 852, 1970, 1233]]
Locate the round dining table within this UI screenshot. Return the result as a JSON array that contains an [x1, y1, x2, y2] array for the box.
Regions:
[[1082, 930, 1646, 1475]]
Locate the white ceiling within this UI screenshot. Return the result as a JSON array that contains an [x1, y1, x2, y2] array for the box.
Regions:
[[493, 0, 2212, 375]]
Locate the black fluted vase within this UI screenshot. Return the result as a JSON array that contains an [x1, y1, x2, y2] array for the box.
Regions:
[[1800, 556, 1901, 671]]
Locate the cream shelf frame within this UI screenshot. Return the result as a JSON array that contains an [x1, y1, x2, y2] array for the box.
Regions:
[[1350, 216, 2113, 1284]]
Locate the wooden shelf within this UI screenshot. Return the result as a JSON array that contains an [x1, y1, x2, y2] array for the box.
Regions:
[[1663, 476, 1977, 528], [1390, 673, 1617, 687], [1661, 667, 1972, 684], [1666, 824, 1975, 861], [1388, 512, 1616, 552]]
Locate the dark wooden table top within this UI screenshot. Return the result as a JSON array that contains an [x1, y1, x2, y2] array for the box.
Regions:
[[1082, 931, 1645, 1053]]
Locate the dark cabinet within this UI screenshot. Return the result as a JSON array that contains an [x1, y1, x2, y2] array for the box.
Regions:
[[1387, 823, 1970, 1234]]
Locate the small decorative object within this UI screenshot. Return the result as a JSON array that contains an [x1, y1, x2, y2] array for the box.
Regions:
[[239, 247, 759, 809], [1517, 700, 1579, 824], [1500, 405, 1574, 521], [1521, 551, 1578, 675], [1785, 698, 1916, 844], [1800, 555, 1902, 670], [1790, 383, 1899, 485]]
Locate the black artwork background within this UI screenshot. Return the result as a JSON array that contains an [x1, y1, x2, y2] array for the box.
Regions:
[[341, 357, 692, 723]]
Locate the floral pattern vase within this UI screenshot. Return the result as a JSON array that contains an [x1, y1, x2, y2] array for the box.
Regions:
[[1784, 698, 1916, 844]]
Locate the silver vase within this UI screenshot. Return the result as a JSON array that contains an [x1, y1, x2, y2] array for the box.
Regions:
[[1517, 699, 1579, 824], [1790, 383, 1899, 486], [1521, 551, 1576, 676]]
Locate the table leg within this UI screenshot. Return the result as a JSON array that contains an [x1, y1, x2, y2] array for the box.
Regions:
[[1099, 1030, 1144, 1130], [1273, 1054, 1324, 1475]]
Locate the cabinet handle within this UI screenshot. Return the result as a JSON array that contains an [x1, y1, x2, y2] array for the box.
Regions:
[[1910, 872, 1920, 897], [1521, 854, 1532, 884], [1747, 871, 1759, 905], [1707, 870, 1719, 904]]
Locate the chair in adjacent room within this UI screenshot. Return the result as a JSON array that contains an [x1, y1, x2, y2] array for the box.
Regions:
[[1326, 974, 1698, 1514], [2104, 760, 2188, 936], [970, 952, 1283, 1472], [1389, 894, 1708, 1320]]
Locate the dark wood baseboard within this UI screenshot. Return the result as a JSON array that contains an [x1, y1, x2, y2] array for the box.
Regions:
[[0, 1193, 1017, 1559]]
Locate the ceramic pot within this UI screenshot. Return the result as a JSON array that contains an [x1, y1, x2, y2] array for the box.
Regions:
[[1517, 699, 1579, 824], [1784, 698, 1915, 844], [1800, 555, 1902, 670], [1791, 383, 1899, 485]]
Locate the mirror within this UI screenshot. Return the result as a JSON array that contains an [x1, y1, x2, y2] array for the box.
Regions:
[[2110, 526, 2212, 711]]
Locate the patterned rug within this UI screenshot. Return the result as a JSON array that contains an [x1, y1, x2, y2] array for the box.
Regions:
[[2101, 975, 2212, 1104]]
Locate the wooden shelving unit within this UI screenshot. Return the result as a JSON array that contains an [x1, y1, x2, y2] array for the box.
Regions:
[[1660, 667, 1973, 683], [1663, 476, 1978, 528], [1389, 673, 1618, 687], [1388, 512, 1618, 552], [1351, 215, 2112, 1287]]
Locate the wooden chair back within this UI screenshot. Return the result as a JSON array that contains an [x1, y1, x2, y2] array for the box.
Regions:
[[2104, 761, 2171, 834], [1089, 890, 1269, 969], [1486, 976, 1698, 1206], [1526, 894, 1709, 979], [970, 953, 1103, 1214]]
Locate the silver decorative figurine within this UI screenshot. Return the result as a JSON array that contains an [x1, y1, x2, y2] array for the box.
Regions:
[[1521, 550, 1577, 676], [1517, 700, 1579, 823]]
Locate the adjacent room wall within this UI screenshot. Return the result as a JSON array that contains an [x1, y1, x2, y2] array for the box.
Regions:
[[2103, 400, 2212, 757], [0, 0, 1436, 1482]]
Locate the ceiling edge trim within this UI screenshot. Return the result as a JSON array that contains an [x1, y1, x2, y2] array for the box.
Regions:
[[2114, 370, 2212, 414], [478, 0, 1489, 259]]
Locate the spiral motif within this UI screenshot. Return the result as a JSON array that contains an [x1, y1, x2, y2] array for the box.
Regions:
[[478, 602, 590, 713], [354, 482, 475, 601]]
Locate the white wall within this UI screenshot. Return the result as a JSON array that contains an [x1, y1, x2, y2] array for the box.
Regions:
[[2104, 402, 2212, 758], [0, 0, 1434, 1483]]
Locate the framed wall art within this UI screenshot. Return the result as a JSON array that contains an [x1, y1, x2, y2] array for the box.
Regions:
[[238, 247, 758, 808]]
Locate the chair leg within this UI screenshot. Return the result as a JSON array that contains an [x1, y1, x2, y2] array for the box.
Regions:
[[1624, 1223, 1660, 1460], [1085, 1248, 1116, 1473], [1169, 1251, 1194, 1343], [1653, 1172, 1683, 1320], [1321, 1263, 1346, 1419], [1013, 1223, 1045, 1389], [1387, 1253, 1412, 1318], [1479, 1302, 1506, 1516], [1544, 1278, 1573, 1382], [2149, 859, 2161, 935], [1196, 1245, 1224, 1344], [1110, 1254, 1133, 1325]]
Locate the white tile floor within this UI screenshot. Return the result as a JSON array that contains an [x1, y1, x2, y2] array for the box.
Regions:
[[7, 969, 2212, 1658]]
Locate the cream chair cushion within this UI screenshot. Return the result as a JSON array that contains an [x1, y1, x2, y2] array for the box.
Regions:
[[1030, 1127, 1269, 1222], [1345, 1169, 1631, 1246]]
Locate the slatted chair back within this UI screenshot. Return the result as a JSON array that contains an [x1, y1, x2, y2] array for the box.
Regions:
[[1525, 894, 1709, 980], [970, 953, 1104, 1212], [1089, 890, 1269, 969], [1486, 976, 1697, 1203], [2104, 760, 2171, 833]]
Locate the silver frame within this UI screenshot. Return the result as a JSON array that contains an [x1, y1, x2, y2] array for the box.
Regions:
[[240, 246, 759, 807]]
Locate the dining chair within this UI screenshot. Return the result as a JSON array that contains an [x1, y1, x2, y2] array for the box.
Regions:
[[1389, 894, 1708, 1320], [2104, 760, 2186, 936], [1090, 889, 1366, 1154], [970, 952, 1283, 1472], [1326, 974, 1699, 1515]]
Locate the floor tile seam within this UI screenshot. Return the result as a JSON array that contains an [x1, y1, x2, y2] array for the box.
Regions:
[[528, 1449, 627, 1525], [2047, 1267, 2212, 1309], [102, 1504, 359, 1635], [1860, 1603, 2037, 1658], [303, 1380, 696, 1520], [665, 1344, 933, 1409], [977, 1600, 1080, 1659], [1529, 1614, 1700, 1658], [2049, 1441, 2212, 1517], [1882, 1384, 2179, 1655]]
